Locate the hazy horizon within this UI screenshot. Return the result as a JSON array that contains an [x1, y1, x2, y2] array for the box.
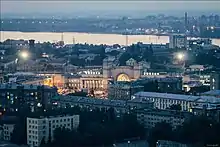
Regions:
[[1, 1, 220, 18]]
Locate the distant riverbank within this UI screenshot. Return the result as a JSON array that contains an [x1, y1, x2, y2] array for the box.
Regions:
[[1, 31, 220, 46]]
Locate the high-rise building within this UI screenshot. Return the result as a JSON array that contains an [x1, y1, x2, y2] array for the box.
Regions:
[[27, 115, 79, 147], [0, 84, 57, 112], [184, 12, 188, 33], [169, 34, 187, 49]]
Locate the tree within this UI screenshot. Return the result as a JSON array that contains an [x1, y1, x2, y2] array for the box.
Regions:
[[148, 122, 173, 147], [169, 104, 182, 111], [119, 52, 132, 66], [40, 137, 46, 147]]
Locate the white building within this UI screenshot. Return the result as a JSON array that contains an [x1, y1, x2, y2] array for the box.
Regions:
[[27, 115, 79, 147], [169, 34, 187, 49], [3, 124, 15, 141], [132, 92, 220, 111]]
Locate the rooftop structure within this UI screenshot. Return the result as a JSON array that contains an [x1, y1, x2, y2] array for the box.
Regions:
[[132, 92, 220, 111]]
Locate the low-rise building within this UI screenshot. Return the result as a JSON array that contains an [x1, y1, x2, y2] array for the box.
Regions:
[[27, 115, 79, 147], [132, 92, 220, 111], [108, 81, 144, 100], [136, 109, 192, 129], [57, 95, 153, 114], [191, 102, 220, 122]]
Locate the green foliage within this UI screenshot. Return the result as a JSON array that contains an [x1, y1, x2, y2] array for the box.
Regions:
[[50, 109, 145, 147], [147, 116, 220, 147], [169, 104, 182, 111]]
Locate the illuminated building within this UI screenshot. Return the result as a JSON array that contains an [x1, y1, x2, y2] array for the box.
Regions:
[[58, 95, 154, 114], [37, 58, 183, 96], [0, 83, 57, 112]]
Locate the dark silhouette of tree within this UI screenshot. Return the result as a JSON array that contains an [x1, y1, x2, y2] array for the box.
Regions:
[[119, 52, 132, 66], [40, 137, 46, 147], [169, 104, 182, 111], [148, 122, 173, 147]]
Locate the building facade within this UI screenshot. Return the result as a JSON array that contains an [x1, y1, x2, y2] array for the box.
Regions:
[[57, 96, 154, 115], [132, 92, 220, 111], [169, 34, 187, 49], [108, 81, 144, 100], [210, 72, 220, 90], [3, 124, 15, 141], [137, 109, 191, 129], [27, 115, 79, 147], [0, 84, 57, 112]]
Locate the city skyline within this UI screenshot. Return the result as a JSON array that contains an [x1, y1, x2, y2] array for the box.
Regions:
[[1, 1, 220, 18]]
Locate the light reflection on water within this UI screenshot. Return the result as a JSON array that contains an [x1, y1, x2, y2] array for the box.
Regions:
[[1, 31, 220, 46]]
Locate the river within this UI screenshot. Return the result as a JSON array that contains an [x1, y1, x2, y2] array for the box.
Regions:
[[1, 31, 220, 46]]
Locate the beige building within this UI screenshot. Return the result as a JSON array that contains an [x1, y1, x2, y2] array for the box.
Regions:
[[27, 115, 79, 147], [136, 109, 192, 129]]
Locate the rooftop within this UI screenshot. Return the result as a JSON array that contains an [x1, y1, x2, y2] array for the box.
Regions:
[[137, 108, 192, 118], [0, 83, 54, 90], [133, 92, 220, 103], [202, 90, 220, 96]]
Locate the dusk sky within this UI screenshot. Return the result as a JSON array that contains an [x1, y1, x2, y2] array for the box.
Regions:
[[1, 1, 220, 17]]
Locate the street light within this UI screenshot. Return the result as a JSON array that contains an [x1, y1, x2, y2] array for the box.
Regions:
[[176, 52, 185, 61], [19, 51, 29, 60]]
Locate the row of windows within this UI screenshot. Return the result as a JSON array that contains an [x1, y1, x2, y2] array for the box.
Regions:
[[28, 130, 38, 135], [28, 140, 39, 146], [29, 135, 38, 140], [49, 118, 71, 123]]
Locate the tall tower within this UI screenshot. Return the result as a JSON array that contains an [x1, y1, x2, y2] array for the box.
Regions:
[[184, 12, 188, 33], [59, 32, 64, 46], [125, 35, 128, 47]]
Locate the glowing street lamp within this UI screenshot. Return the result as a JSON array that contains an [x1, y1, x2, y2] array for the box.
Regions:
[[176, 52, 185, 61], [19, 51, 29, 60]]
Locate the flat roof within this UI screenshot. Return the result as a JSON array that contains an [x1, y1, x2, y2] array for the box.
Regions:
[[133, 92, 220, 103], [202, 90, 220, 96]]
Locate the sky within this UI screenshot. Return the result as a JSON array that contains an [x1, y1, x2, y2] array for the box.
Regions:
[[1, 1, 220, 18]]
